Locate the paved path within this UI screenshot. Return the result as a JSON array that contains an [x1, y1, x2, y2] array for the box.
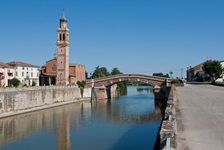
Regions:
[[177, 84, 224, 150]]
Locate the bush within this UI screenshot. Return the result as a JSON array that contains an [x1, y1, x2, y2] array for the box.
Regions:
[[171, 79, 180, 84], [77, 80, 86, 97], [10, 78, 20, 87], [32, 81, 36, 86], [77, 80, 86, 88]]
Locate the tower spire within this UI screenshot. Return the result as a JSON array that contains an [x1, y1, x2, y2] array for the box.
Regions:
[[62, 9, 65, 18]]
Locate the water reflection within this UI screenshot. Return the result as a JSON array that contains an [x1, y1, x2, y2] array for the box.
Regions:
[[136, 86, 153, 94], [0, 86, 162, 150]]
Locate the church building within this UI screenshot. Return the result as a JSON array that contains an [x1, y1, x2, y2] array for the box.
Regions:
[[40, 12, 85, 86]]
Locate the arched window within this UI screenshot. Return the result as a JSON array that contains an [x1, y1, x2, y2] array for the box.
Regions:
[[59, 34, 62, 41], [63, 34, 65, 41]]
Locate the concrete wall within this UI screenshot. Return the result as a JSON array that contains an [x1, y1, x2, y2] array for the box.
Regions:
[[0, 85, 82, 118], [83, 87, 91, 98]]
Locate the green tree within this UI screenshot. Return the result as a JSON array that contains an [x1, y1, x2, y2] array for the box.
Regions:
[[152, 73, 170, 78], [91, 66, 110, 78], [85, 71, 89, 79], [10, 78, 20, 87], [202, 60, 223, 82], [110, 67, 126, 95], [111, 68, 122, 75], [77, 80, 86, 88], [77, 80, 86, 97]]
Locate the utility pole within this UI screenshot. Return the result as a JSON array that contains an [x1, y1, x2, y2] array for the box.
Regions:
[[181, 68, 183, 79]]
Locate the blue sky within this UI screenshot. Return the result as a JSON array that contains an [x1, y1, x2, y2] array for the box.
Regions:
[[0, 0, 224, 78]]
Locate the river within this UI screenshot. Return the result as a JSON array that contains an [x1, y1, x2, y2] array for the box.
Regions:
[[0, 86, 162, 150]]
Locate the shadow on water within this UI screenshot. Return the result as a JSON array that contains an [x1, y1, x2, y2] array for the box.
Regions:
[[108, 100, 163, 150], [109, 122, 160, 150]]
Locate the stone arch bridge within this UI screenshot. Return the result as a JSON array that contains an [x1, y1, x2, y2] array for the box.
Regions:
[[85, 74, 172, 100], [86, 74, 172, 88]]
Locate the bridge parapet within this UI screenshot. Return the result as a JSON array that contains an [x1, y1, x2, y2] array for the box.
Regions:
[[86, 74, 172, 88]]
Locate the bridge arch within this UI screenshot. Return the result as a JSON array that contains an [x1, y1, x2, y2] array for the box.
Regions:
[[86, 74, 172, 88]]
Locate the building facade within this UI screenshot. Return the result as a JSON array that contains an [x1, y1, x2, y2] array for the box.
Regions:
[[216, 61, 224, 82], [40, 13, 86, 86], [186, 60, 224, 82], [69, 64, 86, 83], [41, 59, 86, 86], [7, 61, 39, 86], [0, 62, 15, 87]]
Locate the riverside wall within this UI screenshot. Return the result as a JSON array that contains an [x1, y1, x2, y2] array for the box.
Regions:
[[159, 85, 177, 149], [0, 85, 84, 118]]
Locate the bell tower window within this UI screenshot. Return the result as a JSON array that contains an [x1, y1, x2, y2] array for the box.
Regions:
[[59, 34, 62, 41], [63, 34, 65, 41]]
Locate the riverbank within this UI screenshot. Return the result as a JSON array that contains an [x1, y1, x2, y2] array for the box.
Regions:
[[0, 97, 90, 119], [0, 85, 91, 119]]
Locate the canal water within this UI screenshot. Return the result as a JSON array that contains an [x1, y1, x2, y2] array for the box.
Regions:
[[0, 86, 162, 150]]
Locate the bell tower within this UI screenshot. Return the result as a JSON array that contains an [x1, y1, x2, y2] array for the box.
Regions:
[[56, 11, 70, 85]]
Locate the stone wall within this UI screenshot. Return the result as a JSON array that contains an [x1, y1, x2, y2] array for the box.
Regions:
[[0, 85, 82, 118], [159, 85, 177, 149]]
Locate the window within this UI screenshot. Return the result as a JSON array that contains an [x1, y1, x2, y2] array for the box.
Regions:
[[63, 34, 65, 40], [31, 72, 33, 77], [16, 72, 18, 76], [60, 34, 62, 41], [22, 72, 24, 76], [37, 73, 39, 77], [22, 67, 24, 70]]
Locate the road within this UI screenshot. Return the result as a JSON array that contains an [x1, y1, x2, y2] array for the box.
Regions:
[[177, 84, 224, 150]]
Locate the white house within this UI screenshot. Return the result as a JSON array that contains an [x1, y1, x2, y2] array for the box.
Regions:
[[216, 61, 224, 82], [7, 61, 39, 86], [0, 62, 15, 87]]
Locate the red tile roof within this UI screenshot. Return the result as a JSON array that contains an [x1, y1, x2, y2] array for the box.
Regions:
[[0, 62, 14, 68], [7, 61, 39, 68]]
